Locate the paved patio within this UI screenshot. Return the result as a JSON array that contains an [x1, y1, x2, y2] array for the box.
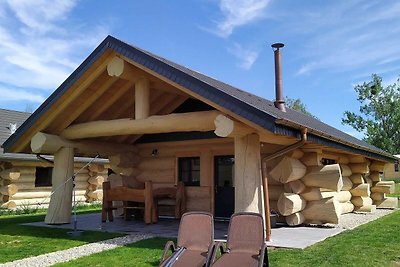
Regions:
[[24, 213, 343, 249]]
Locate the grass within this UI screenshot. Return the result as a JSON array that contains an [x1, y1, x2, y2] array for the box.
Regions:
[[387, 179, 400, 198], [55, 210, 400, 267], [0, 206, 122, 263]]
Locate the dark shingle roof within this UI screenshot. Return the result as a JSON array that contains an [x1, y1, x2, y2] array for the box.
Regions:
[[2, 35, 395, 162], [0, 109, 31, 155]]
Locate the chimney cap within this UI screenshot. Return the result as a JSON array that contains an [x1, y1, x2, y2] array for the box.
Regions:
[[271, 43, 284, 49]]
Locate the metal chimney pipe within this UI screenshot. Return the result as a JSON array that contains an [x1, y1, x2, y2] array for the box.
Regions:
[[272, 43, 286, 112]]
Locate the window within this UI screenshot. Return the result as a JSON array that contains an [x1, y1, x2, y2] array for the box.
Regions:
[[178, 157, 200, 186], [35, 167, 53, 187], [395, 161, 399, 172]]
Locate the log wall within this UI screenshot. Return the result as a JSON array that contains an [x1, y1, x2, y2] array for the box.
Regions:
[[0, 160, 107, 209], [108, 139, 234, 216], [265, 150, 395, 226]]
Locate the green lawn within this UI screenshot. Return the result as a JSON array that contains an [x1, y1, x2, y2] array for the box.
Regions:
[[387, 179, 400, 198], [55, 210, 400, 267], [0, 208, 122, 263]]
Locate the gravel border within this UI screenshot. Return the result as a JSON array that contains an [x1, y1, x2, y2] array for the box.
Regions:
[[0, 234, 153, 267], [338, 208, 396, 230]]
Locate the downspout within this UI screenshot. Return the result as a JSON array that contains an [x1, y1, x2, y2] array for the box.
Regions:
[[261, 128, 307, 241]]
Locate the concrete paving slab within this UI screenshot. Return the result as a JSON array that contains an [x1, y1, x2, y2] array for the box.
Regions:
[[23, 213, 344, 249]]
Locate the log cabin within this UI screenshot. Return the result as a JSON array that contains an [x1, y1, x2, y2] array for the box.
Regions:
[[0, 108, 107, 209], [1, 36, 397, 239]]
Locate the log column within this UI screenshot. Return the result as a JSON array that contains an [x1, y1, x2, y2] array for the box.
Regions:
[[135, 78, 150, 119], [45, 147, 74, 224], [234, 133, 264, 216]]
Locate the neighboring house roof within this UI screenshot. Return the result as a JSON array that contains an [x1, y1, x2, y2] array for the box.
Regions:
[[0, 108, 31, 159], [2, 35, 396, 162]]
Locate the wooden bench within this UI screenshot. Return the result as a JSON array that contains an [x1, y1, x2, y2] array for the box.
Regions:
[[153, 182, 186, 219], [102, 181, 154, 224]]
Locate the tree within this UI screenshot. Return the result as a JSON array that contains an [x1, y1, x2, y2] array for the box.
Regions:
[[285, 97, 318, 119], [342, 74, 400, 154]]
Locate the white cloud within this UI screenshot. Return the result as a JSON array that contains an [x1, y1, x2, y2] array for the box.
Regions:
[[0, 87, 45, 103], [0, 1, 108, 92], [228, 43, 259, 70], [215, 0, 270, 37], [5, 0, 77, 34], [292, 1, 400, 77]]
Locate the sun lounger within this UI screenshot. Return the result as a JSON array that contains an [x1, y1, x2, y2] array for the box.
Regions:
[[209, 212, 268, 267], [159, 212, 214, 267]]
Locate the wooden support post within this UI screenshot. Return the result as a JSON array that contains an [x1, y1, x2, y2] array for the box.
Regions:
[[45, 147, 74, 224], [234, 133, 264, 215], [135, 78, 150, 120]]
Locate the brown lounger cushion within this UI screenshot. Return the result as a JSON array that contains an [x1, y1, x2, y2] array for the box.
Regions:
[[212, 252, 259, 267], [177, 212, 213, 251], [164, 250, 209, 267]]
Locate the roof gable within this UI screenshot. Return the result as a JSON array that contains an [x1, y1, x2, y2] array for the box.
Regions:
[[2, 35, 395, 162]]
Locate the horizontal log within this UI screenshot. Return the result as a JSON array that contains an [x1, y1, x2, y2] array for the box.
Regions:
[[13, 174, 35, 184], [61, 110, 221, 139], [369, 161, 386, 172], [349, 163, 370, 174], [285, 212, 305, 226], [31, 132, 137, 154], [136, 169, 175, 183], [74, 173, 90, 182], [354, 204, 376, 213], [370, 192, 385, 201], [371, 181, 395, 194], [110, 166, 140, 177], [283, 180, 306, 194], [285, 149, 304, 160], [269, 157, 306, 183], [374, 197, 398, 209], [88, 164, 105, 173], [351, 196, 373, 207], [86, 190, 103, 200], [339, 202, 354, 214], [268, 185, 284, 200], [0, 184, 18, 196], [13, 182, 36, 190], [336, 191, 352, 203], [341, 177, 353, 191], [300, 188, 337, 201], [10, 189, 87, 200], [88, 176, 105, 186], [277, 193, 306, 216], [0, 169, 20, 180], [214, 114, 254, 137], [300, 152, 322, 166], [138, 157, 175, 171], [0, 201, 16, 209], [350, 184, 370, 197], [302, 197, 340, 224], [11, 196, 88, 207], [109, 153, 140, 168], [369, 172, 382, 182], [364, 177, 373, 187], [349, 174, 364, 184], [340, 164, 352, 177], [349, 155, 368, 163], [302, 164, 343, 191]]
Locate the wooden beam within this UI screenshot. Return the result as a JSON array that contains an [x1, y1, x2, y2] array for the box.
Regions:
[[31, 132, 137, 155], [135, 78, 150, 119], [214, 114, 255, 137], [107, 56, 141, 80], [234, 133, 264, 216], [12, 51, 114, 153], [85, 81, 134, 121], [55, 77, 119, 131], [45, 147, 74, 224], [61, 110, 221, 140]]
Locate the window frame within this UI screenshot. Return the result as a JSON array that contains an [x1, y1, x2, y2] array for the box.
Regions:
[[178, 156, 201, 186], [35, 167, 53, 187]]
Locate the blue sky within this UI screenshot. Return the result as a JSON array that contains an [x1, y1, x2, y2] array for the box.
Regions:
[[0, 0, 399, 139]]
